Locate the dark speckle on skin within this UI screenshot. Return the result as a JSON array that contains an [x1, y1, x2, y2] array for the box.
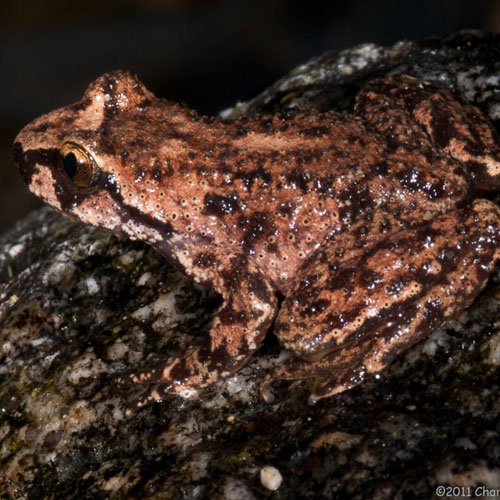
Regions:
[[202, 192, 242, 217], [235, 167, 272, 190], [238, 212, 272, 248], [13, 71, 500, 410], [303, 125, 331, 137], [286, 167, 311, 192], [194, 252, 217, 268]]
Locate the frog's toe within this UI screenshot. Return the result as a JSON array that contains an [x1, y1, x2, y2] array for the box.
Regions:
[[125, 381, 200, 414], [259, 356, 318, 403], [115, 365, 163, 389], [308, 373, 363, 404], [116, 369, 163, 415], [307, 386, 339, 406], [125, 389, 158, 415], [123, 381, 171, 414]]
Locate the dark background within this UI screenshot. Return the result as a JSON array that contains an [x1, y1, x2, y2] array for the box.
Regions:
[[2, 0, 499, 234]]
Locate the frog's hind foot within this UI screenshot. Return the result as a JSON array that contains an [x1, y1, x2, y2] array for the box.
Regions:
[[259, 354, 322, 404], [260, 353, 368, 405]]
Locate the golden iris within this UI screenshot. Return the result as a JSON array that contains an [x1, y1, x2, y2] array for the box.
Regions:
[[59, 142, 99, 188]]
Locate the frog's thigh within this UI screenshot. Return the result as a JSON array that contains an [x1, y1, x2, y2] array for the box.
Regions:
[[356, 75, 500, 191], [270, 199, 500, 401]]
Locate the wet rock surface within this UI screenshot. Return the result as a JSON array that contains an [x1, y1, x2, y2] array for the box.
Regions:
[[2, 30, 500, 499]]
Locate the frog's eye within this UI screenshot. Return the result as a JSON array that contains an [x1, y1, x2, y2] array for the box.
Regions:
[[59, 142, 99, 189]]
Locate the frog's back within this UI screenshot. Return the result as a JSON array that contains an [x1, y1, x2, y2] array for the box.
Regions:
[[153, 107, 470, 290], [208, 108, 470, 219]]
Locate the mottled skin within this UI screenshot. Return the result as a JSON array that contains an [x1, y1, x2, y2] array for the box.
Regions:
[[13, 71, 500, 411]]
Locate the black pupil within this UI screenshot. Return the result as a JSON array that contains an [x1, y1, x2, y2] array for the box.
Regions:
[[62, 152, 79, 180]]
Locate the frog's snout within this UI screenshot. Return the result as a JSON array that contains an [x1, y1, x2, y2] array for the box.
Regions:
[[13, 141, 23, 166], [13, 137, 61, 190], [13, 141, 30, 185]]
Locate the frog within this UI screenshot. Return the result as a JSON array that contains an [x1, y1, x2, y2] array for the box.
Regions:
[[13, 70, 500, 412]]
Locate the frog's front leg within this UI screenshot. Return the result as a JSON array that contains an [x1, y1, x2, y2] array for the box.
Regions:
[[119, 257, 277, 412], [262, 199, 500, 403]]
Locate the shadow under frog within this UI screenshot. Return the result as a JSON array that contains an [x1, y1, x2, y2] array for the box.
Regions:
[[13, 71, 500, 412]]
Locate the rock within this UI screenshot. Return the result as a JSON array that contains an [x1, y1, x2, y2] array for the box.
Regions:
[[2, 30, 500, 498], [260, 466, 283, 491]]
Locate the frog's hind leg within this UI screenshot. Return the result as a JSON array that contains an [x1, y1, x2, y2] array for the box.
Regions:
[[356, 75, 500, 191], [262, 200, 500, 403]]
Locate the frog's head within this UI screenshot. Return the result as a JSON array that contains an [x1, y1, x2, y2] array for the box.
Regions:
[[13, 71, 178, 243]]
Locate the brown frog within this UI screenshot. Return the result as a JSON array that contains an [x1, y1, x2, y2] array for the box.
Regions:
[[13, 71, 500, 411]]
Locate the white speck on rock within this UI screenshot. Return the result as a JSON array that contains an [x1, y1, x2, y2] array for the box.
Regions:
[[421, 328, 449, 356], [117, 249, 143, 267], [455, 437, 477, 450], [483, 333, 500, 366], [179, 388, 198, 399], [337, 44, 382, 75], [65, 351, 108, 385], [260, 466, 283, 491], [137, 272, 152, 286], [225, 374, 244, 395], [436, 460, 500, 492], [107, 340, 128, 361], [7, 243, 25, 258], [131, 303, 153, 321], [85, 277, 99, 295], [43, 253, 76, 286], [222, 478, 256, 500], [31, 336, 48, 347], [132, 282, 198, 330], [1, 341, 12, 355], [457, 67, 500, 121], [489, 102, 500, 120], [101, 474, 129, 492], [132, 291, 177, 322]]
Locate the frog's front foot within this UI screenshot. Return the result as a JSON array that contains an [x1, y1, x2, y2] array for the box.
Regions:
[[116, 351, 203, 414], [116, 374, 160, 414], [119, 269, 278, 413], [118, 342, 253, 414]]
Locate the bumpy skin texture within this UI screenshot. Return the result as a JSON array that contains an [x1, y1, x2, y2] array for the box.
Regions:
[[13, 71, 500, 410]]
